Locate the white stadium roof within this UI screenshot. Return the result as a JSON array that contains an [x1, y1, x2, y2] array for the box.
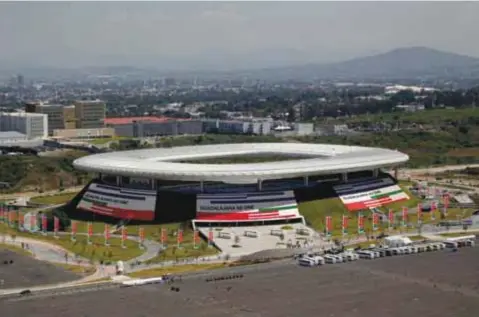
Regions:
[[73, 143, 409, 183]]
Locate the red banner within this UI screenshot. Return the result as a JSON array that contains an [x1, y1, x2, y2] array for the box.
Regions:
[[18, 212, 24, 228], [372, 213, 379, 231], [30, 214, 36, 230], [357, 213, 365, 234], [325, 216, 332, 236], [177, 229, 183, 245], [388, 209, 394, 226], [139, 227, 145, 243], [121, 226, 127, 242], [104, 224, 110, 240], [417, 203, 422, 221], [402, 207, 408, 226], [161, 228, 167, 244], [208, 229, 214, 243], [71, 221, 77, 239], [342, 215, 348, 235], [54, 216, 59, 234], [42, 214, 47, 232], [193, 230, 200, 245], [87, 222, 93, 237]]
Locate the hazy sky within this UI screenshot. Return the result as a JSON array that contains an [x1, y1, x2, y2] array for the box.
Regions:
[[0, 1, 478, 70]]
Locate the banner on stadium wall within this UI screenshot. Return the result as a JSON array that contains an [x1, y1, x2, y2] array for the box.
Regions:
[[325, 216, 332, 237], [195, 190, 300, 221], [77, 183, 157, 221], [388, 209, 394, 229], [402, 207, 408, 227], [333, 177, 409, 212]]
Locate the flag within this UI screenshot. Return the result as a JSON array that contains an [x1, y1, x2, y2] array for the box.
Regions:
[[208, 228, 214, 245], [177, 229, 183, 246], [121, 226, 127, 243], [388, 209, 394, 229], [87, 222, 93, 237], [372, 213, 379, 231], [357, 212, 365, 234], [160, 228, 167, 245], [0, 206, 4, 223], [41, 214, 47, 233], [54, 216, 59, 236], [341, 215, 348, 236], [71, 221, 77, 241], [443, 194, 449, 215], [30, 214, 36, 231], [193, 229, 200, 248], [402, 207, 408, 227], [18, 212, 24, 229], [325, 216, 332, 237], [139, 227, 145, 244], [417, 203, 422, 223], [104, 224, 110, 244]]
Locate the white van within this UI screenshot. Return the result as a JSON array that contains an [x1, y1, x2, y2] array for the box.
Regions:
[[324, 255, 337, 264], [357, 251, 375, 259]]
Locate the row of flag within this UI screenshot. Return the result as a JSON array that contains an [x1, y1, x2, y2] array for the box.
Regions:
[[0, 206, 215, 248], [324, 199, 450, 236]]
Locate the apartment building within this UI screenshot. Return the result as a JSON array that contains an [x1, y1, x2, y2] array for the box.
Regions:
[[74, 100, 106, 129], [0, 112, 48, 139]]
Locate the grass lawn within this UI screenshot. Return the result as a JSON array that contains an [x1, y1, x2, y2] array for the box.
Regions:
[[145, 243, 219, 264], [0, 223, 144, 262], [54, 263, 97, 275], [30, 192, 78, 205], [439, 232, 479, 238], [298, 183, 474, 237], [128, 263, 227, 278], [89, 136, 130, 145], [0, 242, 33, 257]]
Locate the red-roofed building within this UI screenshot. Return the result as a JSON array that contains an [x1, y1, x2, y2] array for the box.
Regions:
[[105, 116, 202, 138], [104, 116, 181, 125]]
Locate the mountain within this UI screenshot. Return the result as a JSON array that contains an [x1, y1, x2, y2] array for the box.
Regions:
[[245, 47, 479, 81]]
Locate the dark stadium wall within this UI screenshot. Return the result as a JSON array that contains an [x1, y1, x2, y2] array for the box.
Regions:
[[154, 190, 197, 223]]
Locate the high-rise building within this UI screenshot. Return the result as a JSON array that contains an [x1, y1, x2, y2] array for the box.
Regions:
[[0, 112, 48, 139], [74, 100, 106, 129]]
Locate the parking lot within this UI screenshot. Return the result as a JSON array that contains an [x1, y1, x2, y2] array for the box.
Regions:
[[0, 250, 79, 289], [2, 246, 479, 317]]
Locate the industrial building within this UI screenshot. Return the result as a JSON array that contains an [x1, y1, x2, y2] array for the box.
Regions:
[[105, 117, 202, 138], [0, 112, 48, 139]]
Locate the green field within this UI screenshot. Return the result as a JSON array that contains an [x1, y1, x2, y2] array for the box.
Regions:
[[297, 184, 473, 237], [30, 192, 78, 205], [0, 223, 144, 262]]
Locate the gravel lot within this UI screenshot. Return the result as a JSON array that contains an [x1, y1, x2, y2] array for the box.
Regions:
[[0, 250, 79, 289], [2, 248, 479, 317]]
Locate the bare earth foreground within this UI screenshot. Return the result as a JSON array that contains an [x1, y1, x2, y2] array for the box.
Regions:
[[0, 250, 79, 289], [3, 248, 479, 317]]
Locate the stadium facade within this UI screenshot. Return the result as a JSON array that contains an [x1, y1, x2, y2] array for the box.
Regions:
[[70, 143, 409, 226]]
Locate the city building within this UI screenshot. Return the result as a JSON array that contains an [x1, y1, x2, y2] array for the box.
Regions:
[[0, 112, 48, 139], [316, 124, 350, 136], [25, 102, 66, 134], [203, 119, 272, 135], [74, 100, 106, 129], [52, 127, 115, 139], [294, 123, 314, 136]]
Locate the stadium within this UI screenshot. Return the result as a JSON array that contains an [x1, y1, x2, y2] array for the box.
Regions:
[[70, 143, 410, 229]]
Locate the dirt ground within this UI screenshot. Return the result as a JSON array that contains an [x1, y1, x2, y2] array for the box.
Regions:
[[0, 250, 79, 289], [2, 248, 479, 317]]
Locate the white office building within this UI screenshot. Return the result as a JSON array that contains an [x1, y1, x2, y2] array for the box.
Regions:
[[0, 112, 48, 139]]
